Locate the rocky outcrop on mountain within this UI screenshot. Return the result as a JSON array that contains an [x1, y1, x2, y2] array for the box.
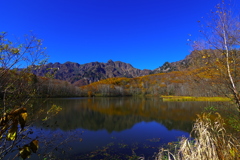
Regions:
[[32, 60, 151, 86], [151, 50, 220, 74]]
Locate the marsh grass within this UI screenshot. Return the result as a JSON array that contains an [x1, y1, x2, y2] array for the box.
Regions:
[[227, 115, 240, 132], [156, 113, 240, 160], [161, 96, 230, 102]]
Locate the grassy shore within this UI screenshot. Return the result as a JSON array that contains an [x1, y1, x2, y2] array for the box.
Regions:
[[156, 113, 240, 160], [161, 96, 231, 102]]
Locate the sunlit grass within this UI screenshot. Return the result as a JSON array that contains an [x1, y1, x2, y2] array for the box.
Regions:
[[156, 113, 240, 160], [161, 96, 230, 102]]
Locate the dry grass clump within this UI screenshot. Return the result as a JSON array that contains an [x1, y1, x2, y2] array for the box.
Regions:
[[156, 113, 240, 160]]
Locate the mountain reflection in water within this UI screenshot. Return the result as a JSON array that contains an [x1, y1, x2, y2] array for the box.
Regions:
[[32, 97, 231, 159], [35, 97, 211, 132]]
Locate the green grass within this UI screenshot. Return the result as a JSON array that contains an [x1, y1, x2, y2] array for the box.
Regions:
[[161, 96, 230, 102]]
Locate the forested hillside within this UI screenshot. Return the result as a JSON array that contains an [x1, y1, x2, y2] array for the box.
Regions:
[[79, 49, 240, 97], [79, 71, 203, 97], [152, 49, 226, 73]]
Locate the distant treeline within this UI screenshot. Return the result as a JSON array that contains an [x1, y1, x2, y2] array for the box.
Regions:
[[37, 76, 82, 97], [0, 69, 82, 99]]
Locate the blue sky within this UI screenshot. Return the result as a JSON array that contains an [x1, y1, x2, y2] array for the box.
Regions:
[[1, 0, 239, 70]]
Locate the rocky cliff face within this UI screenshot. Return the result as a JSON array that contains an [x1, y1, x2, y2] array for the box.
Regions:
[[33, 60, 151, 86], [152, 50, 217, 74]]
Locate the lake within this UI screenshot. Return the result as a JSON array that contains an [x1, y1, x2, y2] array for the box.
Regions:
[[26, 97, 234, 159]]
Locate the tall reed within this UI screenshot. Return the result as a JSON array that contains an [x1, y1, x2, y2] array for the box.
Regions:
[[156, 113, 240, 160]]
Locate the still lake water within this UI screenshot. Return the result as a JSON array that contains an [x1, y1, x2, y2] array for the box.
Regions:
[[30, 97, 232, 159]]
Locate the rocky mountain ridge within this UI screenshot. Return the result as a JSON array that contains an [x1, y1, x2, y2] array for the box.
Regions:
[[152, 50, 218, 74], [33, 50, 216, 86], [33, 60, 151, 86]]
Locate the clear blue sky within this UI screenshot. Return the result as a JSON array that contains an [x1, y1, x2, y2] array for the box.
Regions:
[[1, 0, 239, 70]]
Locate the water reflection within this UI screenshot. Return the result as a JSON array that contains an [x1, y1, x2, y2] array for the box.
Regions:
[[32, 97, 235, 159], [34, 97, 219, 133]]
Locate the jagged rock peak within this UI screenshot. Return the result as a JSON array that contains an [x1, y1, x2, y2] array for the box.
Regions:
[[32, 60, 151, 86], [107, 59, 114, 64]]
